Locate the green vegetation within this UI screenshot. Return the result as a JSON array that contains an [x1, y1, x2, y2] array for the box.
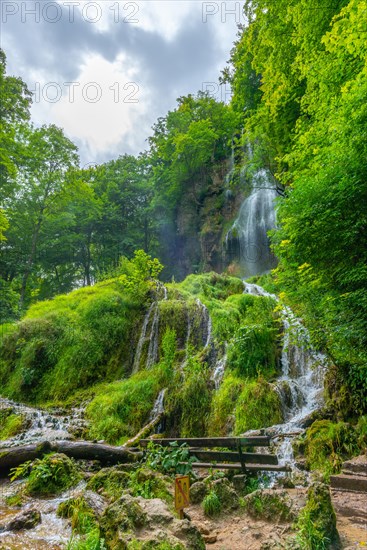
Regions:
[[202, 490, 222, 517], [243, 490, 294, 522], [295, 483, 340, 549], [235, 377, 283, 434], [301, 420, 363, 480], [0, 409, 27, 440], [10, 453, 81, 495]]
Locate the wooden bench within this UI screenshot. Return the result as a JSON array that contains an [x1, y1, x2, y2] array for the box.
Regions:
[[139, 436, 290, 473]]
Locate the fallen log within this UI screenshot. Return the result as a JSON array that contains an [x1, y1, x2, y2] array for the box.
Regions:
[[0, 440, 142, 473], [124, 413, 163, 448]]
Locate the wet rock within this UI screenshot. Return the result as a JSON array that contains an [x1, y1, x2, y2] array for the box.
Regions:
[[190, 481, 207, 504], [2, 509, 41, 531]]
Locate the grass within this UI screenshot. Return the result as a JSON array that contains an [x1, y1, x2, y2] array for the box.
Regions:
[[202, 490, 222, 517]]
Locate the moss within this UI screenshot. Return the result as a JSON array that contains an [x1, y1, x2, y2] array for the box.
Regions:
[[303, 420, 359, 479], [208, 373, 244, 436], [26, 453, 81, 495], [5, 493, 23, 507], [86, 364, 168, 444], [243, 490, 294, 522], [295, 483, 340, 549], [0, 409, 28, 440], [127, 542, 184, 550], [0, 280, 142, 402], [165, 357, 211, 437], [87, 467, 131, 500], [100, 494, 146, 546], [57, 496, 96, 534], [234, 377, 283, 434]]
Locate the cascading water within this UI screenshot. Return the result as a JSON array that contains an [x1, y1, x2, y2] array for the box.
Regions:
[[0, 398, 86, 447], [243, 282, 327, 471], [226, 168, 277, 277], [146, 304, 160, 369], [132, 302, 156, 373], [212, 348, 227, 390], [195, 298, 212, 349]]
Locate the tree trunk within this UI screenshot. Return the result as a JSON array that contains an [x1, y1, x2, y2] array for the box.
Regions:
[[0, 440, 142, 473]]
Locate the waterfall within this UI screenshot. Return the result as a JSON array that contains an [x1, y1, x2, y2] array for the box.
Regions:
[[226, 167, 277, 277], [149, 389, 166, 422], [212, 349, 227, 390], [242, 282, 327, 470], [146, 304, 160, 369], [132, 302, 156, 374], [195, 298, 212, 349]]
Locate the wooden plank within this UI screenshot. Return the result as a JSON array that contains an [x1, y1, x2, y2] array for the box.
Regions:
[[139, 436, 270, 448], [189, 450, 278, 465], [187, 462, 290, 472]]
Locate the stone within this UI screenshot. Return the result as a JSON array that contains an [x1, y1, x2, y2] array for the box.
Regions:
[[189, 481, 207, 504], [4, 509, 41, 531], [212, 478, 239, 510], [203, 534, 217, 543], [138, 497, 174, 525]]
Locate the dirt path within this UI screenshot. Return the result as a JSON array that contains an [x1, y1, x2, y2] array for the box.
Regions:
[[188, 488, 307, 550]]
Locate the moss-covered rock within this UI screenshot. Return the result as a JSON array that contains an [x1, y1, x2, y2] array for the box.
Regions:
[[26, 453, 80, 495], [243, 489, 294, 522], [211, 478, 239, 510], [295, 482, 340, 549], [189, 481, 207, 504], [100, 494, 147, 546], [303, 420, 359, 479]]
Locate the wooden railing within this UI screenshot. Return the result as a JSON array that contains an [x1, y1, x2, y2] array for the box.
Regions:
[[139, 436, 290, 473]]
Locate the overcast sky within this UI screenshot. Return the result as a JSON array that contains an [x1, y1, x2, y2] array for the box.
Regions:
[[1, 1, 245, 165]]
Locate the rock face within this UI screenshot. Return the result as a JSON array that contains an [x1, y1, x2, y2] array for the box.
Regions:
[[100, 494, 205, 549], [0, 509, 41, 532]]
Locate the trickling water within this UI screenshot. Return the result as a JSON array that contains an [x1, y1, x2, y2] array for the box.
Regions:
[[146, 304, 160, 369], [242, 282, 327, 471], [149, 389, 166, 421], [195, 299, 212, 349], [132, 302, 156, 373], [212, 349, 227, 390], [226, 168, 277, 277]]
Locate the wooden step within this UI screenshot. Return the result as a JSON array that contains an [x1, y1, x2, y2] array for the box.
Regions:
[[186, 462, 290, 472], [342, 458, 367, 477], [330, 474, 367, 493], [139, 436, 270, 448]]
